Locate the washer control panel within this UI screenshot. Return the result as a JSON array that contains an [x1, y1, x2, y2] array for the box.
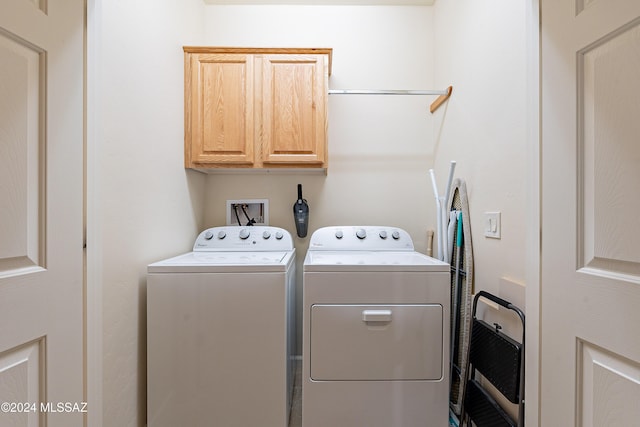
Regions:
[[193, 226, 293, 251], [308, 226, 414, 251]]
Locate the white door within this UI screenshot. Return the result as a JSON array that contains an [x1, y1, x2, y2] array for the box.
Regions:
[[0, 1, 85, 426], [541, 0, 640, 425]]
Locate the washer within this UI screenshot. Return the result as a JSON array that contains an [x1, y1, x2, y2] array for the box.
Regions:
[[302, 226, 450, 427], [147, 226, 296, 427]]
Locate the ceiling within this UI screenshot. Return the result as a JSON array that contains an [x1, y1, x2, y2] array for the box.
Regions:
[[203, 0, 435, 5]]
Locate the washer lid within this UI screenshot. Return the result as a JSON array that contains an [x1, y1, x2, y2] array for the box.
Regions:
[[148, 250, 294, 273], [303, 250, 449, 272]]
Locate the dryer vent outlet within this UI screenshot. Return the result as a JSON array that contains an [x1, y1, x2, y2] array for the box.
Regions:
[[226, 199, 269, 226]]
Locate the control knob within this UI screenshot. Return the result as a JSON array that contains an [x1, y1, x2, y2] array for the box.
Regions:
[[335, 230, 343, 239], [356, 228, 367, 239], [204, 231, 214, 240], [392, 231, 400, 240], [239, 229, 250, 240], [262, 230, 271, 239], [217, 230, 226, 239], [275, 231, 283, 240], [379, 230, 387, 239]]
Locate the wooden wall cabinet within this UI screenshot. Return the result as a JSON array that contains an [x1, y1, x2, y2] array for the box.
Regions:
[[184, 47, 332, 172]]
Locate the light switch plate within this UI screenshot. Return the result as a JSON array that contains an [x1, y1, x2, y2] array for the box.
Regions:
[[484, 211, 501, 239]]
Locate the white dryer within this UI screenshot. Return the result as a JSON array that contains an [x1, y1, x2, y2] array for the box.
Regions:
[[302, 226, 450, 427], [147, 226, 296, 427]]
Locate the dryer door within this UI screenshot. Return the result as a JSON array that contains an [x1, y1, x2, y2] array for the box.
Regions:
[[310, 304, 443, 381]]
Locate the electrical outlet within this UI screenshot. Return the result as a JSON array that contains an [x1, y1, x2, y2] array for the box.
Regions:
[[484, 212, 501, 239], [226, 199, 269, 226]]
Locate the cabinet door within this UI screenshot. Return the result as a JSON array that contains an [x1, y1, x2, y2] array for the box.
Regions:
[[186, 53, 254, 166], [260, 54, 328, 166]]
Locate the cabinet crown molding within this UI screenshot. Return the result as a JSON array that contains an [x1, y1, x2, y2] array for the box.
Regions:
[[183, 46, 332, 75]]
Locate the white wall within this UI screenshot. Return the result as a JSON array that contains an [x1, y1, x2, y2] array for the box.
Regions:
[[201, 5, 436, 353], [93, 1, 206, 426], [432, 0, 529, 421], [432, 0, 528, 308]]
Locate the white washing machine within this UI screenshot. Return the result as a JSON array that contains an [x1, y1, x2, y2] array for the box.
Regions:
[[147, 226, 296, 427], [302, 226, 450, 427]]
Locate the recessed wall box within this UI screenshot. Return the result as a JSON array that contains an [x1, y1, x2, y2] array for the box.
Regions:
[[226, 199, 269, 226]]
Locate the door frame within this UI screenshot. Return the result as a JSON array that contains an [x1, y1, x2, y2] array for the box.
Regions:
[[86, 0, 104, 426], [525, 0, 541, 426], [80, 1, 543, 426]]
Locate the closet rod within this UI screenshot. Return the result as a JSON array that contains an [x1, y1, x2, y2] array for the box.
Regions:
[[328, 89, 448, 95], [328, 86, 453, 113]]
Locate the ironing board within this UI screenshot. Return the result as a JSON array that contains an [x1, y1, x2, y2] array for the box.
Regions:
[[448, 178, 474, 417]]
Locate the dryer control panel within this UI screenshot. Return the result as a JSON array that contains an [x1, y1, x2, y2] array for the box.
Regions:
[[193, 226, 294, 251], [308, 226, 414, 251]]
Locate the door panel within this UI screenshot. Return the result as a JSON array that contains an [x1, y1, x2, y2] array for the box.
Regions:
[[0, 28, 44, 275], [310, 304, 443, 381], [577, 341, 640, 426], [0, 1, 84, 426], [541, 0, 640, 425], [187, 53, 255, 165], [0, 339, 44, 427], [578, 18, 640, 278], [261, 54, 328, 165]]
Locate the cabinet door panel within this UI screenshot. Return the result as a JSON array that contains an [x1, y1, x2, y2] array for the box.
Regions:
[[188, 53, 254, 165], [261, 54, 327, 166]]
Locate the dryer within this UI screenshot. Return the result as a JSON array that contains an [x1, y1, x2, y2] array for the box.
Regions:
[[147, 226, 296, 427], [302, 226, 450, 427]]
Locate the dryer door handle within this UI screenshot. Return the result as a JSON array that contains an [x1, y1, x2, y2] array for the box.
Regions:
[[362, 309, 392, 323]]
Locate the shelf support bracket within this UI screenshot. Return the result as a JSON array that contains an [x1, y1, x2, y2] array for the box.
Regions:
[[429, 86, 453, 114]]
